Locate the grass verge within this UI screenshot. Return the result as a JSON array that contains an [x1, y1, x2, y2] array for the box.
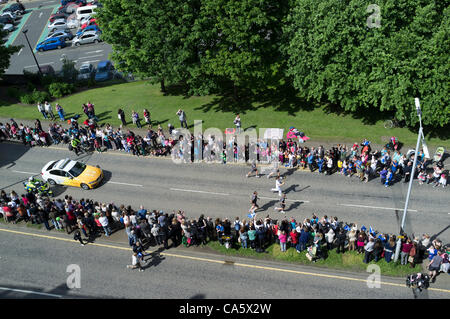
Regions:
[[206, 241, 422, 277]]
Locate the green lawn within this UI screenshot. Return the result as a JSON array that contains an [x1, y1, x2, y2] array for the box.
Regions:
[[206, 241, 422, 277], [1, 80, 448, 149]]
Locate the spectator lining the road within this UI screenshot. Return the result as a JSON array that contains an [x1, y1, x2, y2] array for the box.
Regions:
[[2, 188, 447, 282]]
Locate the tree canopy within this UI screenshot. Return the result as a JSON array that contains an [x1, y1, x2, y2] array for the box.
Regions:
[[96, 0, 449, 127], [0, 30, 21, 76]]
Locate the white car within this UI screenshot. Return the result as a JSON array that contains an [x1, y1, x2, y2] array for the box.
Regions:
[[79, 15, 92, 25], [1, 22, 13, 32], [48, 18, 68, 32], [66, 17, 79, 29]]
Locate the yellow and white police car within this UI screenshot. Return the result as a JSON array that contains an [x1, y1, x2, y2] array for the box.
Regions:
[[41, 158, 103, 190]]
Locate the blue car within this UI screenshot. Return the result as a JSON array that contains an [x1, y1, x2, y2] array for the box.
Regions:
[[95, 60, 115, 82], [76, 24, 100, 37], [36, 37, 66, 52]]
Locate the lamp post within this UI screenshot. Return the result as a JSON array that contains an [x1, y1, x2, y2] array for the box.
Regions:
[[394, 97, 423, 262], [22, 29, 42, 77]]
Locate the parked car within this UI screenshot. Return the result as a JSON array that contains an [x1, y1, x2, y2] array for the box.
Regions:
[[49, 12, 71, 23], [81, 18, 96, 30], [60, 0, 86, 7], [3, 3, 26, 16], [79, 14, 92, 25], [40, 65, 56, 76], [57, 2, 82, 13], [75, 23, 99, 37], [36, 37, 66, 52], [46, 29, 73, 41], [95, 60, 114, 82], [77, 63, 95, 80], [48, 18, 68, 32], [1, 11, 17, 21], [0, 15, 14, 25], [66, 16, 79, 29], [1, 22, 14, 33], [72, 30, 101, 46], [57, 2, 82, 14]]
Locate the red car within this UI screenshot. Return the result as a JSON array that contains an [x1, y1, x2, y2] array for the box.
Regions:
[[49, 12, 71, 23], [81, 18, 96, 30]]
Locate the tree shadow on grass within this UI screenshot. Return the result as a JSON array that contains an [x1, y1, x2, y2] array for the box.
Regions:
[[194, 85, 318, 116]]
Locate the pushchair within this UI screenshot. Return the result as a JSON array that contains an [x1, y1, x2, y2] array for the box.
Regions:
[[433, 147, 445, 164], [306, 244, 321, 262], [406, 273, 430, 292]]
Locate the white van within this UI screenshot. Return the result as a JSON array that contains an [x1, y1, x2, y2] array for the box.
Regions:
[[76, 5, 97, 21]]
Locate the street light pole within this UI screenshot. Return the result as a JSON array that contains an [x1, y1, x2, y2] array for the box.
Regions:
[[394, 98, 423, 262], [22, 29, 42, 77]]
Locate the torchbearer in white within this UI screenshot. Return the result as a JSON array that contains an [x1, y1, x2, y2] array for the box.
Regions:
[[271, 175, 285, 196]]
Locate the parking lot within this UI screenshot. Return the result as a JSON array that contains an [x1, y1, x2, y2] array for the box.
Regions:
[[2, 0, 112, 75]]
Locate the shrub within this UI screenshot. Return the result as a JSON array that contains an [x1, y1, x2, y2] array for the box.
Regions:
[[48, 82, 75, 98], [19, 93, 35, 105], [31, 89, 50, 103]]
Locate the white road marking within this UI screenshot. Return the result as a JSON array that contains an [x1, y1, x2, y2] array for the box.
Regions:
[[79, 60, 100, 64], [338, 203, 418, 212], [17, 48, 23, 56], [78, 54, 104, 60], [107, 181, 143, 187], [12, 170, 39, 175], [0, 287, 62, 298], [86, 50, 103, 54], [170, 188, 229, 196], [23, 62, 54, 69], [259, 196, 309, 203], [39, 12, 43, 18]]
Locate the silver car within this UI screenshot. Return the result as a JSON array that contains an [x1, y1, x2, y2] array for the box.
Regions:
[[1, 11, 17, 21], [72, 30, 101, 46], [1, 22, 13, 32], [48, 19, 68, 32], [77, 63, 95, 80]]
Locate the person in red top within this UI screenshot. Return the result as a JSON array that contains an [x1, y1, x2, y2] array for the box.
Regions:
[[290, 229, 299, 249], [2, 204, 14, 223], [400, 238, 414, 265]]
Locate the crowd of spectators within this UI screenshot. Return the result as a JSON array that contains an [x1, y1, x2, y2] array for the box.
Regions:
[[1, 105, 447, 190], [1, 187, 448, 279]]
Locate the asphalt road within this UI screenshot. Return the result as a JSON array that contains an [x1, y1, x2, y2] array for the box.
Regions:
[[2, 0, 112, 74], [1, 226, 449, 299], [0, 142, 449, 245]]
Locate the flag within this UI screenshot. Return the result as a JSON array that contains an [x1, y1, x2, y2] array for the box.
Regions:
[[361, 225, 367, 232], [247, 212, 255, 219], [370, 226, 375, 234], [344, 225, 351, 231]]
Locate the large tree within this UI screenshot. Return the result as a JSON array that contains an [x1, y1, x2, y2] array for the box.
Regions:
[[284, 0, 449, 127], [96, 0, 203, 93], [191, 0, 289, 99], [0, 30, 21, 76]]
